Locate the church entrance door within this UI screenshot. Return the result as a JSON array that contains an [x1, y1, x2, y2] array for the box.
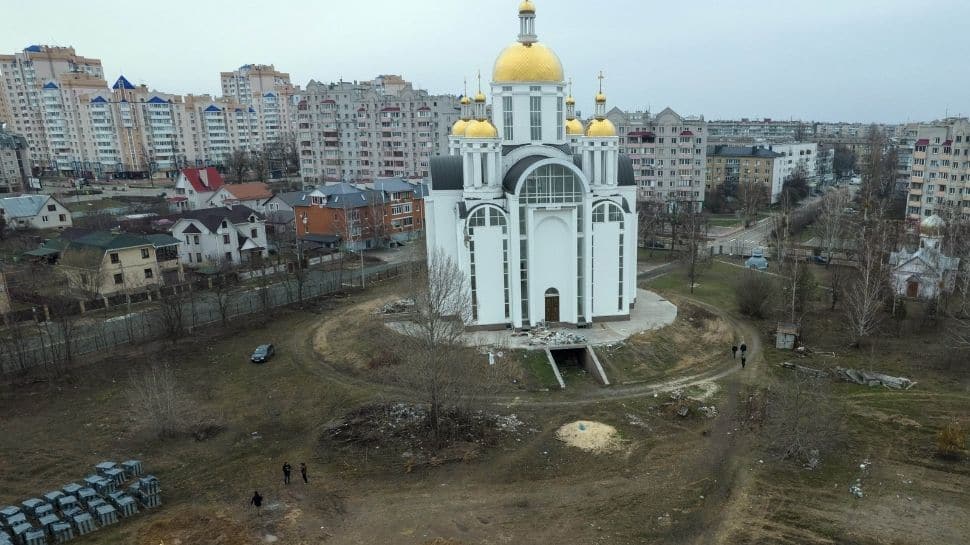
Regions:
[[544, 288, 560, 322], [906, 280, 919, 298]]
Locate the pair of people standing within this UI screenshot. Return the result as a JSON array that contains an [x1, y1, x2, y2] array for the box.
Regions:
[[731, 341, 748, 368], [282, 462, 308, 484]]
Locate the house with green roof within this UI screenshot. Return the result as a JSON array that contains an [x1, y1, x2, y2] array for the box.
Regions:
[[27, 228, 182, 295]]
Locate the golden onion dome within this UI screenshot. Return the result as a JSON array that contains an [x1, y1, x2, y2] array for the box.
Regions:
[[565, 118, 584, 136], [493, 42, 564, 83], [595, 92, 607, 103], [460, 95, 471, 105], [474, 90, 486, 102], [518, 0, 536, 14], [565, 95, 575, 106], [586, 118, 617, 137], [465, 119, 498, 138], [451, 119, 469, 136]]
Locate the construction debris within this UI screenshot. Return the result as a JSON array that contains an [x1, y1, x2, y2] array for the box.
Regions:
[[524, 323, 587, 346], [556, 421, 621, 453], [379, 299, 414, 315], [835, 367, 916, 390], [778, 361, 829, 378]]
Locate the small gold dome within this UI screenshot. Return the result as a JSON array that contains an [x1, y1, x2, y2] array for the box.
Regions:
[[565, 118, 584, 135], [465, 119, 498, 138], [451, 119, 469, 136], [474, 90, 486, 102], [595, 92, 607, 103], [586, 118, 617, 137], [565, 95, 575, 106], [518, 0, 536, 14], [493, 42, 564, 83], [460, 95, 471, 105]]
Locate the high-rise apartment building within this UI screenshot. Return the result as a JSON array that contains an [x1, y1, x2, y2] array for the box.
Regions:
[[605, 107, 707, 209], [220, 64, 298, 144], [903, 118, 970, 221], [296, 76, 460, 183], [0, 45, 104, 170], [0, 125, 29, 192]]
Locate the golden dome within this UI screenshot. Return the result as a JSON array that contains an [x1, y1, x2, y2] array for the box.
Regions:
[[474, 90, 486, 102], [586, 118, 617, 137], [595, 92, 607, 103], [518, 0, 535, 14], [565, 118, 584, 135], [493, 42, 564, 83], [451, 119, 469, 136], [465, 119, 498, 138], [565, 95, 575, 106], [460, 95, 471, 105]]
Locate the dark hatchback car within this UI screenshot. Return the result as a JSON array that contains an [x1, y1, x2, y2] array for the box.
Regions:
[[250, 344, 275, 364]]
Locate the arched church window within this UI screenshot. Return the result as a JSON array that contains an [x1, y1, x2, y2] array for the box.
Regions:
[[520, 163, 584, 204]]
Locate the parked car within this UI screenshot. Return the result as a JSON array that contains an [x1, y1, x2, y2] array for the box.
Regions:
[[250, 344, 275, 364], [643, 239, 666, 249], [811, 255, 829, 264]]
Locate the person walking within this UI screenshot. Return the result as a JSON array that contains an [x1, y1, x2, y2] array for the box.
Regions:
[[731, 344, 738, 359], [739, 341, 748, 357], [300, 462, 308, 484], [282, 462, 292, 485], [250, 491, 263, 515], [741, 354, 747, 369]]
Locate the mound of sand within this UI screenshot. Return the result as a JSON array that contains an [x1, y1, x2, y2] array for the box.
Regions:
[[556, 420, 621, 453]]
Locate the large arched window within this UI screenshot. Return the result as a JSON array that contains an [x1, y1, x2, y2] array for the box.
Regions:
[[592, 201, 626, 312], [466, 205, 510, 321]]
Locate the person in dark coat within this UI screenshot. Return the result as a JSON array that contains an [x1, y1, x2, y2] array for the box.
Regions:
[[739, 342, 748, 356], [300, 462, 308, 484], [731, 344, 738, 359], [250, 491, 263, 514], [741, 355, 747, 369], [282, 462, 292, 485]]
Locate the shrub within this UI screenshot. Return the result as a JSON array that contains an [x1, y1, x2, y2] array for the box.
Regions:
[[937, 421, 967, 460], [736, 269, 777, 319]]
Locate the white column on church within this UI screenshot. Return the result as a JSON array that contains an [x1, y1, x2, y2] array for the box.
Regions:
[[463, 148, 473, 188], [486, 150, 497, 188], [593, 149, 602, 185], [473, 151, 483, 188]]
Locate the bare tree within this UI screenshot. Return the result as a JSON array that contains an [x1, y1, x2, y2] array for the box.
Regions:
[[735, 269, 777, 319], [844, 219, 890, 346], [679, 209, 710, 293], [394, 249, 479, 448], [637, 197, 666, 258], [816, 188, 850, 265], [738, 177, 768, 227], [157, 284, 190, 340], [766, 373, 845, 468], [251, 151, 269, 182], [226, 149, 250, 184], [126, 363, 187, 438], [210, 259, 240, 325]]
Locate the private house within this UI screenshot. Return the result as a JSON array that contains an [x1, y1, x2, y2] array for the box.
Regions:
[[889, 215, 960, 299], [294, 179, 425, 250], [0, 194, 73, 230], [206, 182, 273, 211], [171, 167, 225, 210], [170, 206, 268, 268], [32, 229, 173, 296]]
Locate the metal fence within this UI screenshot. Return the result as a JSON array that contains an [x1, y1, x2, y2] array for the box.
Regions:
[[0, 262, 409, 374]]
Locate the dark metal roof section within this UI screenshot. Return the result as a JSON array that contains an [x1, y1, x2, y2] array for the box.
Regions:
[[457, 201, 468, 219], [502, 143, 573, 157], [502, 155, 545, 194], [618, 154, 635, 186], [430, 156, 464, 191]]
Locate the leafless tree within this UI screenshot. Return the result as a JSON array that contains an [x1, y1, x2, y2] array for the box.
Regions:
[[157, 284, 190, 340], [779, 254, 815, 325], [844, 219, 890, 346], [816, 188, 850, 265], [637, 197, 666, 258], [126, 363, 188, 438], [226, 149, 250, 184], [735, 269, 777, 319], [210, 259, 240, 326], [394, 250, 481, 448], [766, 373, 845, 468], [251, 151, 269, 182], [738, 178, 768, 227], [679, 209, 710, 293]]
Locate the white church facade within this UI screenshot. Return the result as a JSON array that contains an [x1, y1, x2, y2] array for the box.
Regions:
[[425, 1, 638, 329]]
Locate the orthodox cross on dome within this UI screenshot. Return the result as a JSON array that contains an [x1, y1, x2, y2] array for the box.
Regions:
[[595, 71, 607, 119], [597, 71, 605, 94]]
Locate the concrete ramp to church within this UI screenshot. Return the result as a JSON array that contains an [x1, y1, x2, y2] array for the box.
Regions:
[[545, 344, 610, 389]]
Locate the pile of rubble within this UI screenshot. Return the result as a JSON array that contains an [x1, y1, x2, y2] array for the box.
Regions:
[[379, 299, 415, 315], [518, 323, 587, 346], [835, 367, 916, 390]]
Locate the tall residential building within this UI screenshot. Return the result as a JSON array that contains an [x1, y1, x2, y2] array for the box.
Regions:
[[0, 125, 29, 192], [296, 76, 460, 183], [605, 107, 707, 209], [903, 118, 970, 221], [0, 45, 104, 170], [220, 64, 298, 144], [709, 118, 808, 143]]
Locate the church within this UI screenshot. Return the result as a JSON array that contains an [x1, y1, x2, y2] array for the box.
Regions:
[[425, 1, 638, 329]]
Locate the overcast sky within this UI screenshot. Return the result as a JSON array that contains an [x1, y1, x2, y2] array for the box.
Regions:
[[3, 0, 968, 123]]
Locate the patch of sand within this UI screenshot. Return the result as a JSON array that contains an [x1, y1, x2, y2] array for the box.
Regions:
[[556, 420, 621, 453]]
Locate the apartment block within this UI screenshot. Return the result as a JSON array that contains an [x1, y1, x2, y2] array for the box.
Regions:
[[296, 75, 460, 183], [709, 118, 808, 143], [707, 142, 817, 204], [220, 64, 298, 144], [0, 45, 104, 170], [0, 126, 29, 192], [605, 107, 707, 209], [903, 118, 970, 221]]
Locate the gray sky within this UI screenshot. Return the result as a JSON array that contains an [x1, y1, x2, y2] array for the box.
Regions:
[[3, 0, 968, 123]]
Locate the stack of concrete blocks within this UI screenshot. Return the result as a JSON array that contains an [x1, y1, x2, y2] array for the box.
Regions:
[[19, 500, 45, 519], [83, 475, 114, 496], [37, 511, 60, 532], [69, 513, 95, 537], [121, 461, 143, 479], [0, 529, 11, 545], [54, 497, 78, 520], [132, 476, 161, 509], [74, 489, 96, 510], [93, 504, 118, 528], [22, 529, 47, 545], [106, 493, 137, 519], [49, 522, 73, 544], [96, 462, 126, 489], [9, 521, 33, 545]]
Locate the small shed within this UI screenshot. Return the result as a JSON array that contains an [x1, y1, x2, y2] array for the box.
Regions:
[[775, 322, 800, 350]]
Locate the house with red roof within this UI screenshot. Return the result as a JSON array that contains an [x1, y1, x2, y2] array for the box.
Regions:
[[171, 167, 225, 210]]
